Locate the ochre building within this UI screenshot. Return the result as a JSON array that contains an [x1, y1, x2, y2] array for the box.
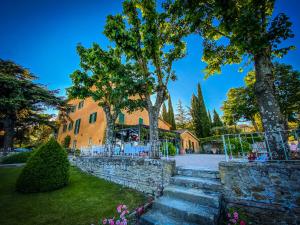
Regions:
[[57, 97, 199, 153]]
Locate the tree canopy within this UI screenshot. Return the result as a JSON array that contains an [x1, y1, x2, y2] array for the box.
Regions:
[[103, 0, 186, 156], [223, 63, 300, 129], [0, 59, 65, 153], [68, 44, 144, 149]]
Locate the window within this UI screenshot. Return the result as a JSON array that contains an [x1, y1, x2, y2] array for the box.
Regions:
[[138, 117, 143, 125], [119, 113, 125, 124], [78, 101, 84, 109], [70, 106, 76, 113], [68, 122, 73, 131], [62, 124, 67, 133], [74, 119, 81, 135], [89, 112, 97, 124]]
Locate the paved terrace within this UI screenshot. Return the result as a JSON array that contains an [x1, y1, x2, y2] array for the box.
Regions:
[[172, 154, 226, 171]]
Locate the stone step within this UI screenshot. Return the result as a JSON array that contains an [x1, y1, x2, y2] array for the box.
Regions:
[[170, 176, 223, 191], [176, 167, 220, 179], [164, 185, 220, 208], [152, 196, 219, 225], [141, 210, 199, 225]]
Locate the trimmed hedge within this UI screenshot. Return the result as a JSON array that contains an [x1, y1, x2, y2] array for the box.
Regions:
[[16, 138, 70, 193], [1, 152, 33, 164]]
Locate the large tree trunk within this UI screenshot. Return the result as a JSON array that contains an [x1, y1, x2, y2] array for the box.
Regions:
[[146, 90, 166, 158], [254, 52, 289, 159], [3, 115, 15, 155], [103, 106, 115, 157], [148, 106, 160, 158]]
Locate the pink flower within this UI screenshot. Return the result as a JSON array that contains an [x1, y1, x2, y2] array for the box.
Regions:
[[102, 218, 107, 224], [227, 213, 231, 218], [116, 220, 120, 225], [121, 218, 127, 225], [230, 218, 237, 224], [120, 210, 128, 219], [233, 212, 239, 220], [117, 205, 122, 213], [122, 205, 127, 210], [240, 220, 246, 225], [108, 219, 115, 225]]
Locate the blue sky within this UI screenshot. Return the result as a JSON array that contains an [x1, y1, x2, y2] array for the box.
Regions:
[[1, 0, 299, 115]]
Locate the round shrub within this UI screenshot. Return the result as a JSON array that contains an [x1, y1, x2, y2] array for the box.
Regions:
[[1, 151, 33, 164], [16, 138, 70, 193]]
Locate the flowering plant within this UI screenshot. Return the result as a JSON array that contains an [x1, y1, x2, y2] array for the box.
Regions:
[[102, 204, 129, 225], [225, 208, 248, 225]]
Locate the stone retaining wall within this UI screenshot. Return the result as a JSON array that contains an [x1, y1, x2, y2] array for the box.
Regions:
[[70, 156, 176, 195], [219, 161, 300, 225]]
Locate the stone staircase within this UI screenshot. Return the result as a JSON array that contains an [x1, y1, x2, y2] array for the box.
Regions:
[[141, 167, 222, 225]]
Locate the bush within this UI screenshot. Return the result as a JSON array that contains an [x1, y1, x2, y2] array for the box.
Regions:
[[1, 151, 33, 164], [63, 135, 71, 148], [161, 142, 176, 156], [16, 138, 70, 193]]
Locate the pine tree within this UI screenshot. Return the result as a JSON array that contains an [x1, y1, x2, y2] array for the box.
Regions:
[[175, 99, 189, 129], [212, 109, 223, 127], [167, 96, 176, 130]]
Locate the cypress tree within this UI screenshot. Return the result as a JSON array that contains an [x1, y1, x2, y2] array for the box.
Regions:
[[167, 96, 176, 130], [208, 110, 212, 126], [190, 83, 211, 138], [212, 109, 223, 127], [161, 103, 168, 122]]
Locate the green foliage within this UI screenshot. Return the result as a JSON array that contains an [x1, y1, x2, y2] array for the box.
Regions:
[[159, 130, 178, 140], [175, 99, 190, 129], [225, 138, 252, 156], [16, 138, 70, 193], [161, 142, 176, 156], [190, 83, 210, 138], [212, 109, 223, 127], [166, 0, 294, 76], [103, 0, 187, 142], [68, 44, 145, 144], [223, 63, 300, 126], [161, 103, 168, 123], [63, 135, 71, 149], [0, 59, 65, 150], [1, 151, 33, 164], [167, 96, 176, 130]]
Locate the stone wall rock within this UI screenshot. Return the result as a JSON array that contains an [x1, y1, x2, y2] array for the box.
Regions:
[[70, 156, 176, 195], [219, 161, 300, 225]]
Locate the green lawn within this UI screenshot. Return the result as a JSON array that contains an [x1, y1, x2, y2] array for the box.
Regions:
[[0, 166, 146, 225]]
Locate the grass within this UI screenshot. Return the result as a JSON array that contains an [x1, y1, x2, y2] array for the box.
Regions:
[[0, 166, 146, 225]]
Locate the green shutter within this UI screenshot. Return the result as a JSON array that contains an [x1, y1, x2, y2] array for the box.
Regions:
[[93, 112, 97, 123], [139, 117, 143, 125], [74, 119, 81, 134], [119, 113, 125, 124], [89, 112, 97, 124], [68, 122, 73, 131]]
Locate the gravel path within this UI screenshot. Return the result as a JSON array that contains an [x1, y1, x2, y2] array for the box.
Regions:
[[173, 154, 226, 171]]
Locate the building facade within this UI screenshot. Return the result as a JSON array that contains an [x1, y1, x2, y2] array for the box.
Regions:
[[57, 97, 200, 153]]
